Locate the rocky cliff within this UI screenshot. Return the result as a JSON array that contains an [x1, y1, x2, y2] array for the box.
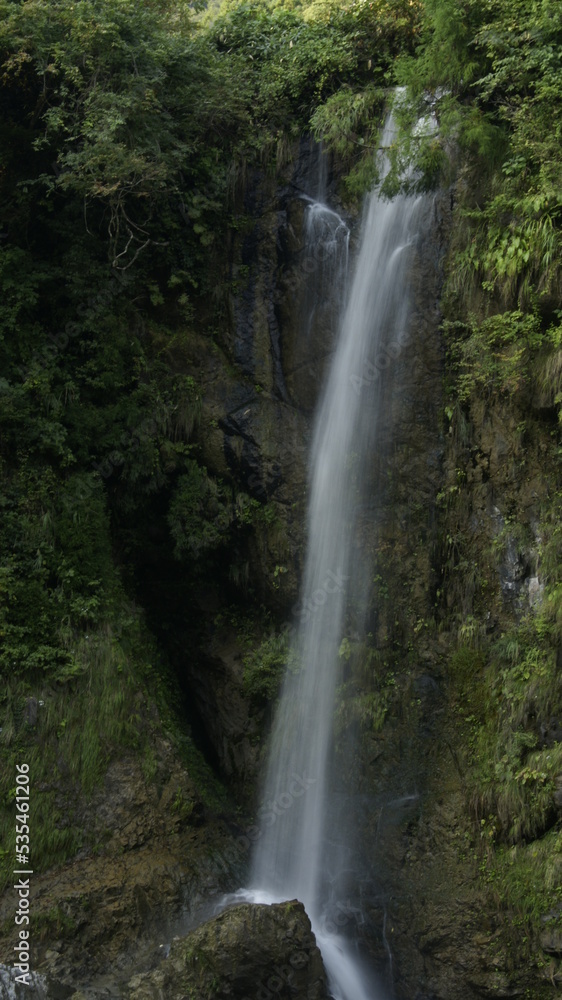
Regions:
[[1, 137, 560, 1000]]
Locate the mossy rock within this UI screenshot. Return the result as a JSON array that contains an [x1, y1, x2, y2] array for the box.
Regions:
[[127, 900, 329, 1000]]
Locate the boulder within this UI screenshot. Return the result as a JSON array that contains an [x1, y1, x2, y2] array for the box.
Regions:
[[127, 900, 330, 1000]]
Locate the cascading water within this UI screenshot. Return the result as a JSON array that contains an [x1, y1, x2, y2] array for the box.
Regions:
[[301, 197, 349, 343], [235, 107, 434, 999]]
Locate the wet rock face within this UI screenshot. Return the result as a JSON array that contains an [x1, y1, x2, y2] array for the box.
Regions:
[[184, 620, 263, 787], [196, 138, 352, 609], [0, 828, 241, 1000], [128, 900, 330, 1000], [0, 731, 247, 1000], [181, 141, 354, 785], [225, 137, 346, 417], [335, 179, 560, 998], [224, 139, 340, 408]]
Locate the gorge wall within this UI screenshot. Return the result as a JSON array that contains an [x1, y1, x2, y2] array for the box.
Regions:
[[1, 136, 560, 1000], [174, 139, 562, 999]]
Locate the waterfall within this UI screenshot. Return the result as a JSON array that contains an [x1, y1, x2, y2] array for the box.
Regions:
[[236, 109, 433, 999], [301, 197, 349, 344]]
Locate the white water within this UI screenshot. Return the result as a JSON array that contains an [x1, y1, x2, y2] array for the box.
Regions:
[[242, 112, 433, 999], [0, 965, 47, 999], [301, 197, 350, 343]]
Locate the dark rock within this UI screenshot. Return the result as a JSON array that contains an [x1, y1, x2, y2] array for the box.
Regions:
[[44, 980, 73, 999], [413, 675, 440, 699], [183, 634, 260, 786], [540, 928, 562, 955], [499, 538, 529, 599], [128, 900, 330, 1000], [539, 717, 562, 748], [554, 775, 562, 811], [24, 696, 38, 727]]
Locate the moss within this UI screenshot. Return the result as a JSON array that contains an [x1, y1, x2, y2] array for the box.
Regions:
[[0, 596, 229, 888], [242, 628, 298, 703], [334, 639, 396, 737], [31, 905, 77, 943], [478, 829, 562, 970]]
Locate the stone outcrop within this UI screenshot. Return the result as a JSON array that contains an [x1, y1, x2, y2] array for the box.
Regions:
[[127, 900, 330, 1000], [0, 733, 244, 999]]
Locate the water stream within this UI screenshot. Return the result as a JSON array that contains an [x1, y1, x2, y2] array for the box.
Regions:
[[238, 110, 433, 999]]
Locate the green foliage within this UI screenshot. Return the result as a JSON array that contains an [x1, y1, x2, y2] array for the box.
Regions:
[[243, 628, 299, 703], [449, 645, 485, 700], [422, 25, 562, 917], [335, 684, 390, 734], [446, 477, 562, 852], [0, 0, 225, 269], [445, 310, 544, 403], [211, 0, 419, 119], [388, 0, 562, 301], [0, 601, 227, 888], [0, 0, 429, 896], [301, 1, 422, 197], [310, 85, 385, 197], [171, 787, 196, 822], [167, 465, 277, 560], [2, 1, 559, 960], [488, 829, 562, 929], [335, 638, 391, 734], [205, 0, 420, 187], [430, 6, 562, 937], [213, 0, 356, 105], [0, 467, 114, 678], [168, 462, 234, 559], [0, 615, 140, 887], [443, 469, 562, 964], [400, 0, 495, 95], [463, 604, 562, 846]]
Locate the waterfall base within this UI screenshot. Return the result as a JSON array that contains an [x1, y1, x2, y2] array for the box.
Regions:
[[219, 888, 387, 1000]]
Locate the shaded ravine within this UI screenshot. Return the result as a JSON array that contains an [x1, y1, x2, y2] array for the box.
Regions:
[[235, 114, 435, 999]]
